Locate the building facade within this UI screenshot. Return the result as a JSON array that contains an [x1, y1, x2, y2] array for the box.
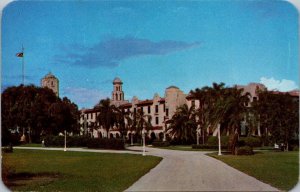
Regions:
[[79, 78, 299, 139], [41, 72, 59, 97], [80, 78, 188, 139]]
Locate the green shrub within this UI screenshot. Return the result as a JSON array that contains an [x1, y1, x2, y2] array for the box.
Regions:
[[44, 135, 90, 147], [207, 136, 229, 146], [192, 144, 227, 150], [2, 145, 13, 153], [152, 140, 170, 147], [87, 138, 125, 150], [292, 146, 299, 151], [68, 136, 90, 147], [44, 135, 64, 147], [236, 146, 254, 155], [239, 137, 262, 147]]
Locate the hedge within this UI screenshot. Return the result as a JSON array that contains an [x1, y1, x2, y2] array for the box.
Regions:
[[239, 137, 262, 147], [236, 146, 254, 155], [44, 135, 90, 147], [44, 135, 125, 150], [152, 140, 170, 147], [192, 144, 227, 150], [87, 138, 125, 150], [207, 136, 229, 146]]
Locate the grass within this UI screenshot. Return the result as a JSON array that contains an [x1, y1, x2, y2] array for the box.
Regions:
[[208, 151, 299, 191], [2, 149, 162, 192]]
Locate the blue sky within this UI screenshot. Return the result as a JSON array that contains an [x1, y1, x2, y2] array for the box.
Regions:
[[2, 0, 299, 109]]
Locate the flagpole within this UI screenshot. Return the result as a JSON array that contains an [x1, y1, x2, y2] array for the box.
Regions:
[[22, 45, 24, 85]]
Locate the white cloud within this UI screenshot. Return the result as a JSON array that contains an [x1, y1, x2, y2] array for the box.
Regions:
[[63, 87, 109, 109], [260, 77, 298, 92]]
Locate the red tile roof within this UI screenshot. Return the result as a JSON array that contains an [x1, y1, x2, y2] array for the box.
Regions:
[[151, 126, 163, 130], [120, 103, 132, 108], [288, 90, 299, 97], [81, 108, 100, 113], [137, 99, 153, 106], [186, 94, 195, 100], [270, 90, 299, 97], [159, 98, 165, 103]]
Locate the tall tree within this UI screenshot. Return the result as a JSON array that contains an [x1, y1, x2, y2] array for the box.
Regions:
[[135, 108, 152, 141], [254, 91, 298, 150], [167, 104, 197, 144], [1, 85, 79, 144], [95, 98, 116, 138]]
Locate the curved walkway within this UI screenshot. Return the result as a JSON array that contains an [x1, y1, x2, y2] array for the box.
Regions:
[[14, 146, 278, 191], [125, 146, 279, 192]]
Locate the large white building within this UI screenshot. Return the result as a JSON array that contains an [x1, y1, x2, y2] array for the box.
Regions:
[[79, 78, 298, 139], [80, 78, 187, 139]]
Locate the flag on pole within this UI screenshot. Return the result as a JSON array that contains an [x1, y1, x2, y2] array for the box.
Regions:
[[16, 52, 23, 57]]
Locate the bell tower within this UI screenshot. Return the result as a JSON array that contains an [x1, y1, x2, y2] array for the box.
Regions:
[[41, 72, 59, 97], [111, 77, 126, 107]]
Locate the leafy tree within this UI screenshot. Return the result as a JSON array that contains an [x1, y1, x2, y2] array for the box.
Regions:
[[254, 91, 298, 150], [1, 85, 79, 144]]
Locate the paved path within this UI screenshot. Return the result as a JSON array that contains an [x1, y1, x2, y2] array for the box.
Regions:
[[15, 146, 279, 191], [13, 146, 141, 154], [125, 146, 279, 192]]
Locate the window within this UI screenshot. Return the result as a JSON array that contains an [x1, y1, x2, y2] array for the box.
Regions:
[[166, 108, 169, 117], [163, 104, 165, 112], [155, 105, 158, 113], [141, 107, 143, 113], [148, 106, 151, 113], [156, 117, 159, 125], [148, 116, 151, 123], [134, 108, 136, 115], [191, 100, 195, 106]]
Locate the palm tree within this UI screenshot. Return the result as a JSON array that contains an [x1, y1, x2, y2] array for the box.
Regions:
[[124, 111, 135, 145], [95, 98, 116, 138], [190, 86, 213, 144], [167, 104, 197, 144], [207, 86, 250, 154], [135, 108, 152, 143]]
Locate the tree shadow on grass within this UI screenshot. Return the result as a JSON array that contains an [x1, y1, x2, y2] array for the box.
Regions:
[[3, 172, 61, 189]]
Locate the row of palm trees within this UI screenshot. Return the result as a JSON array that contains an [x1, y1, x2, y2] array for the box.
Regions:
[[167, 82, 251, 153], [167, 82, 299, 152]]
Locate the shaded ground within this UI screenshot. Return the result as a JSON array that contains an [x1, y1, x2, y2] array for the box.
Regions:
[[3, 172, 60, 189]]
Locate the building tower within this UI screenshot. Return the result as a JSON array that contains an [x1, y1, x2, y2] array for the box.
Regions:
[[111, 77, 128, 107], [41, 72, 59, 97]]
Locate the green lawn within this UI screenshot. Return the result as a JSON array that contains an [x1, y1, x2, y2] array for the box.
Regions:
[[209, 151, 299, 191], [2, 149, 162, 192]]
